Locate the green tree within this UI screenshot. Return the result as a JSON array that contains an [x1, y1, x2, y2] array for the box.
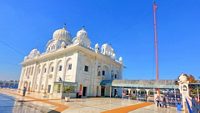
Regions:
[[63, 86, 74, 96]]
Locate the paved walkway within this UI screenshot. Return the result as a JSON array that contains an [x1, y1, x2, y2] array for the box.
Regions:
[[59, 98, 145, 113], [130, 105, 181, 113], [0, 88, 179, 113], [102, 102, 153, 113]]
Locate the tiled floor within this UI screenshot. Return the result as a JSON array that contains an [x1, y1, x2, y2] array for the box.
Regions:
[[61, 98, 141, 113]]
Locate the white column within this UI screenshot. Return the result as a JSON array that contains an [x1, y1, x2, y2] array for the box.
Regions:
[[90, 58, 96, 96], [62, 58, 67, 81], [30, 63, 37, 92], [44, 61, 50, 93], [128, 88, 131, 95], [94, 59, 99, 96], [110, 86, 112, 98], [18, 66, 25, 92], [145, 89, 150, 96], [136, 88, 140, 101], [73, 52, 80, 82], [51, 59, 58, 94], [53, 59, 59, 82], [198, 85, 199, 102], [37, 63, 45, 93], [119, 65, 123, 79]]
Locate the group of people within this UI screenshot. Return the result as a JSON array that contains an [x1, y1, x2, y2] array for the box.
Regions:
[[155, 94, 167, 108]]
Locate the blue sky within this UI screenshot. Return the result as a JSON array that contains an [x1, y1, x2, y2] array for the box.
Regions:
[[0, 0, 200, 80]]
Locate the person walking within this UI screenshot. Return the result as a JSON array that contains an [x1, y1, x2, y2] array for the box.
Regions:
[[22, 87, 27, 96], [155, 94, 160, 107], [162, 96, 167, 108]]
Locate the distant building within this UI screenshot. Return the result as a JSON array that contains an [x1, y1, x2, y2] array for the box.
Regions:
[[0, 80, 19, 89], [18, 27, 123, 98]]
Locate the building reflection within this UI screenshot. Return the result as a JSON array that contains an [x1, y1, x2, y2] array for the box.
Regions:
[[12, 100, 49, 113]]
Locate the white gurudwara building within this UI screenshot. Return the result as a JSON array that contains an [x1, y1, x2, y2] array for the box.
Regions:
[[18, 26, 123, 98]]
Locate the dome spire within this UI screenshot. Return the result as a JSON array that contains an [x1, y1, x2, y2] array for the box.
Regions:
[[63, 23, 67, 30], [82, 25, 85, 30]]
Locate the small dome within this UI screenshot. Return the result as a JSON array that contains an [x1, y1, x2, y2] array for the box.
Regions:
[[76, 28, 87, 38], [61, 42, 66, 48], [111, 54, 116, 59], [28, 49, 40, 59], [101, 43, 115, 57], [95, 43, 99, 53], [24, 56, 28, 61], [73, 27, 91, 48], [119, 57, 123, 63], [178, 73, 188, 83], [95, 43, 99, 49], [53, 28, 70, 41]]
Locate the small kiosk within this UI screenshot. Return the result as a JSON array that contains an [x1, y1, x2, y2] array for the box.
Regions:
[[53, 81, 78, 99]]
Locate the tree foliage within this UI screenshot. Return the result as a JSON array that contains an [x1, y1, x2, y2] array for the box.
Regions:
[[188, 75, 197, 83], [63, 86, 74, 96], [177, 74, 197, 83]]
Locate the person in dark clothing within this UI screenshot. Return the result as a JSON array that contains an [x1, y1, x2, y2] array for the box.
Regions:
[[22, 87, 27, 96], [78, 90, 82, 98], [162, 96, 167, 108]]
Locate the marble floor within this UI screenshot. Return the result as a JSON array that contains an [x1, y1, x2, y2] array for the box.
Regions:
[[0, 88, 181, 113], [129, 104, 181, 113]]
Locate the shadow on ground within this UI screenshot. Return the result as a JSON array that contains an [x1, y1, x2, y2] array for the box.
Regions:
[[48, 110, 60, 113]]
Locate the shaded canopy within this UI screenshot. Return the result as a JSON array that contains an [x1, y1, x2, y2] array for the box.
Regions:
[[100, 80, 178, 89]]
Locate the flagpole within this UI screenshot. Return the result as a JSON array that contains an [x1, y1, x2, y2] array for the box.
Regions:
[[153, 1, 159, 81], [153, 1, 160, 94]]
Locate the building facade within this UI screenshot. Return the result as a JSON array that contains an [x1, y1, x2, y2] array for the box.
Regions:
[[18, 27, 123, 98]]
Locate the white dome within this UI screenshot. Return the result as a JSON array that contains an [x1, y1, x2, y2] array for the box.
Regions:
[[76, 28, 87, 38], [53, 28, 71, 41], [101, 43, 115, 57], [111, 54, 116, 59], [73, 27, 91, 48], [179, 74, 188, 83], [102, 43, 109, 48], [61, 41, 66, 48], [95, 43, 99, 53], [28, 49, 40, 59], [95, 43, 99, 49]]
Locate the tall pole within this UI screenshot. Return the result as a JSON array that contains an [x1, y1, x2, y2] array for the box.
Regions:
[[153, 1, 159, 81], [197, 85, 199, 102], [153, 1, 160, 95]]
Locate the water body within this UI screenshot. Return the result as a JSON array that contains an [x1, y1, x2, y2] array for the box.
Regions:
[[0, 93, 51, 113]]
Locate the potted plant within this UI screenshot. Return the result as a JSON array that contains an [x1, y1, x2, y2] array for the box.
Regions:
[[64, 86, 74, 102], [43, 91, 47, 98]]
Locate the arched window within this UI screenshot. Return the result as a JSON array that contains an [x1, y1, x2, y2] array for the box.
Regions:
[[31, 67, 34, 75], [68, 64, 72, 70], [44, 68, 47, 73], [102, 70, 105, 76], [57, 60, 63, 72], [51, 67, 54, 72], [98, 71, 101, 76], [84, 65, 89, 72], [59, 65, 62, 71], [53, 45, 55, 49], [42, 64, 47, 74], [115, 74, 117, 79]]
